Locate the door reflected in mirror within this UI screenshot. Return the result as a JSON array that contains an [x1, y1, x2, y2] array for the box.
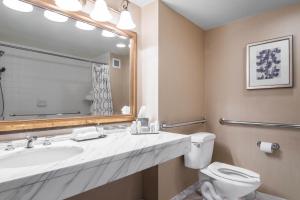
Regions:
[[0, 2, 132, 121]]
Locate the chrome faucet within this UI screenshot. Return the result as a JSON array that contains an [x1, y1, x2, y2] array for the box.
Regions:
[[26, 135, 37, 148]]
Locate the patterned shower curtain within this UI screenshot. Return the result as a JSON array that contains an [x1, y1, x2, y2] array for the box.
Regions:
[[91, 64, 113, 116]]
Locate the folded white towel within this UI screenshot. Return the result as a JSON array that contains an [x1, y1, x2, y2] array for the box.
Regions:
[[121, 106, 131, 115], [72, 131, 100, 141]]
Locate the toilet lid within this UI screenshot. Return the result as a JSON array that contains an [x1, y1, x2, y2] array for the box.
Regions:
[[208, 162, 260, 183]]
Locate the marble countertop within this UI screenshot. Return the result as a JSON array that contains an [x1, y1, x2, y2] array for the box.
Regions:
[[0, 131, 191, 200]]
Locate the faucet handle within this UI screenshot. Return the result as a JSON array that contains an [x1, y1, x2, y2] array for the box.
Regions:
[[1, 141, 15, 151], [26, 135, 37, 141]]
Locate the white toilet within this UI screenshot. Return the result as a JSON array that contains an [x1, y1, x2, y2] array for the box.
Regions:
[[184, 132, 261, 200]]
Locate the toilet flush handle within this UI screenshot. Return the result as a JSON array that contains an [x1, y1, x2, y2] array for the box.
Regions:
[[192, 142, 201, 148]]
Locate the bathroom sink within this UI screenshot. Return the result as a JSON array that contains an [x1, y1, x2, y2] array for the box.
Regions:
[[0, 145, 84, 168]]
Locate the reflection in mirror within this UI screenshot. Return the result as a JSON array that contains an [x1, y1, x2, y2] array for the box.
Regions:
[[0, 2, 132, 121]]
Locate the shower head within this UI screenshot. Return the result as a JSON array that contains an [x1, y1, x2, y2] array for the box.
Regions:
[[0, 50, 4, 57]]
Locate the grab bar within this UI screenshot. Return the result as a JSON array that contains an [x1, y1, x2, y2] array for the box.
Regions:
[[219, 118, 300, 129], [9, 111, 81, 117], [161, 119, 206, 129]]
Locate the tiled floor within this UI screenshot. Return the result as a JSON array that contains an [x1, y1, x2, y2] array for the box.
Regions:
[[171, 182, 286, 200], [179, 191, 286, 200]]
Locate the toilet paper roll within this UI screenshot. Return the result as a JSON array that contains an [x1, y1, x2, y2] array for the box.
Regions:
[[260, 142, 273, 153]]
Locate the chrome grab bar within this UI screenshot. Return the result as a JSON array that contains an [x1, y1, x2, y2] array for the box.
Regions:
[[9, 111, 81, 117], [161, 119, 206, 129], [219, 118, 300, 129]]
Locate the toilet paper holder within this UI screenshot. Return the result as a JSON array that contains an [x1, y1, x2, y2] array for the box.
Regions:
[[257, 141, 280, 151]]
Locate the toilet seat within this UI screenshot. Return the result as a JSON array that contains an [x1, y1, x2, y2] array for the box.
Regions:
[[207, 162, 260, 183]]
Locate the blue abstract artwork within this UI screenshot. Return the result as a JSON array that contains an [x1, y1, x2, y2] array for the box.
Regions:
[[256, 48, 281, 80]]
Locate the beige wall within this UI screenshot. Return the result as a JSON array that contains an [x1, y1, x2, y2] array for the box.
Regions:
[[157, 1, 205, 199], [204, 5, 300, 200], [67, 172, 143, 200], [138, 0, 159, 121]]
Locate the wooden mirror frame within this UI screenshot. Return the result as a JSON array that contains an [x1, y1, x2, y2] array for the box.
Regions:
[[0, 0, 137, 133]]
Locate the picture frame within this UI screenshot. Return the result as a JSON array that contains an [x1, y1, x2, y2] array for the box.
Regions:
[[112, 58, 121, 69], [246, 35, 293, 89]]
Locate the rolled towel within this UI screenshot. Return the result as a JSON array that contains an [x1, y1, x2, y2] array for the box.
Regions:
[[72, 127, 100, 141], [72, 131, 100, 141]]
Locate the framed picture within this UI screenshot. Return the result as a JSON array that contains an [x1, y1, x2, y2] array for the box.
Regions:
[[112, 58, 121, 69], [246, 35, 293, 89]]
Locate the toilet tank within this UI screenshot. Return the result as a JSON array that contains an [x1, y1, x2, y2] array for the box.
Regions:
[[184, 132, 216, 169]]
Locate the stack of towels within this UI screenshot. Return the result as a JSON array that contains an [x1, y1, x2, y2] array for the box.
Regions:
[[71, 127, 100, 141]]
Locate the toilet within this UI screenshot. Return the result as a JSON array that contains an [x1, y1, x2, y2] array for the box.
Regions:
[[184, 132, 261, 200]]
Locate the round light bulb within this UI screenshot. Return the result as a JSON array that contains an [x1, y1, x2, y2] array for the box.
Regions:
[[90, 0, 112, 22], [44, 10, 68, 23], [102, 30, 116, 38], [55, 0, 83, 11], [75, 21, 96, 31], [117, 10, 136, 30], [3, 0, 33, 12], [116, 43, 126, 48]]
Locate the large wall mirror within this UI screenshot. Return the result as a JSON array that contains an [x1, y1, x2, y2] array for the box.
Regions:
[[0, 0, 137, 132]]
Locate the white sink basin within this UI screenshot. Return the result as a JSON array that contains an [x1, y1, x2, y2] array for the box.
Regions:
[[0, 145, 84, 168]]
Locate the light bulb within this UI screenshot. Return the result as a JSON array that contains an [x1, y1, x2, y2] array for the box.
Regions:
[[55, 0, 83, 11], [116, 43, 126, 48], [90, 0, 112, 22], [44, 10, 68, 23], [75, 21, 96, 31], [3, 0, 33, 12], [117, 10, 136, 30], [119, 35, 128, 40], [102, 30, 116, 38]]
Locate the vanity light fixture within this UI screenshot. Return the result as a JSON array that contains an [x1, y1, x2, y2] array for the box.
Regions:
[[90, 0, 112, 22], [54, 0, 85, 12], [75, 21, 96, 31], [2, 0, 33, 12], [117, 0, 136, 30], [102, 30, 116, 38], [44, 10, 69, 23], [116, 43, 126, 48]]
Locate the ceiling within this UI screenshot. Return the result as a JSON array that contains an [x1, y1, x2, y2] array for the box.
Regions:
[[0, 3, 130, 60], [161, 0, 300, 30]]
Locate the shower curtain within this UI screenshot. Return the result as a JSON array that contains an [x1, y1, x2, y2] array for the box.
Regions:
[[91, 64, 113, 116]]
